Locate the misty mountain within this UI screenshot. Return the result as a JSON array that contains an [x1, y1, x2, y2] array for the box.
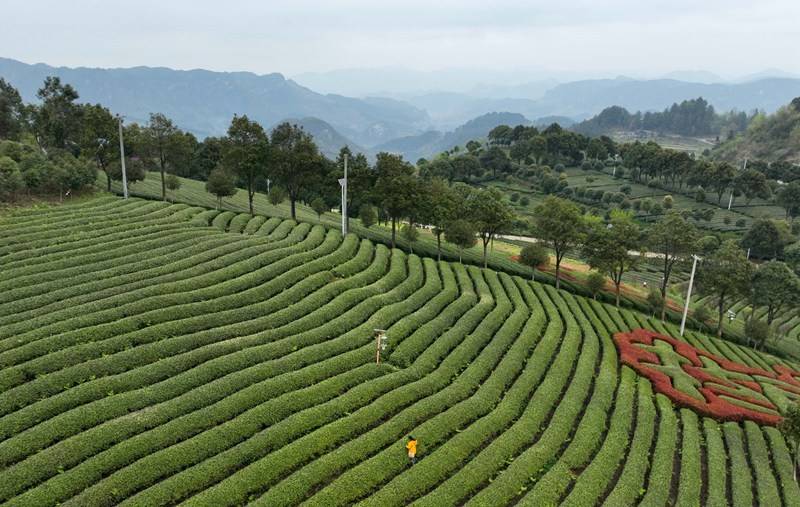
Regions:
[[281, 117, 367, 160], [0, 57, 430, 147], [659, 70, 723, 83], [400, 93, 552, 130], [531, 77, 800, 119], [372, 112, 529, 162]]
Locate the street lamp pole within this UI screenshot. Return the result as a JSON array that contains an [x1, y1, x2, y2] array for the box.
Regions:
[[338, 154, 348, 235], [117, 115, 129, 199], [680, 255, 700, 336], [343, 154, 348, 235]]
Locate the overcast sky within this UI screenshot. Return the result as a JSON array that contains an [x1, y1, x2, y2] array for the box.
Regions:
[[3, 0, 798, 80]]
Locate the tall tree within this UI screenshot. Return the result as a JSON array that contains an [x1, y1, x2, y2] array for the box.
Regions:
[[648, 212, 699, 320], [205, 166, 237, 209], [519, 243, 549, 281], [445, 219, 477, 263], [750, 261, 800, 326], [710, 162, 736, 204], [418, 177, 456, 261], [478, 146, 511, 177], [698, 240, 753, 336], [470, 187, 514, 268], [533, 196, 585, 289], [777, 181, 800, 220], [271, 122, 324, 219], [33, 76, 82, 150], [222, 114, 269, 215], [79, 104, 118, 191], [373, 152, 417, 248], [733, 169, 770, 205], [741, 219, 794, 259], [144, 113, 187, 201], [583, 210, 641, 306], [0, 78, 24, 140]]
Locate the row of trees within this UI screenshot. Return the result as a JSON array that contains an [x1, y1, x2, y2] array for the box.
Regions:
[[516, 197, 800, 344], [464, 116, 799, 227], [574, 98, 751, 138]]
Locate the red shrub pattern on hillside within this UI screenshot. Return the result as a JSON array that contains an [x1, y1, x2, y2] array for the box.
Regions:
[[614, 328, 800, 425]]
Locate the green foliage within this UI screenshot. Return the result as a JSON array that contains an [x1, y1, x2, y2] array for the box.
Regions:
[[693, 305, 711, 330], [166, 173, 181, 191], [698, 239, 754, 335], [401, 223, 420, 252], [750, 261, 800, 325], [742, 218, 794, 259], [586, 271, 606, 299], [223, 114, 269, 214], [205, 167, 237, 208], [444, 219, 477, 262], [358, 204, 377, 228], [648, 212, 699, 318], [310, 197, 328, 221], [533, 195, 585, 288], [778, 403, 800, 482], [518, 243, 549, 280], [267, 185, 288, 207], [744, 314, 772, 350], [373, 152, 418, 248], [0, 196, 796, 507], [582, 210, 640, 305], [468, 186, 515, 267]]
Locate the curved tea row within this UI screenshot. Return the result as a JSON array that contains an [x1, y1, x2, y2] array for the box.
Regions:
[[0, 197, 798, 506]]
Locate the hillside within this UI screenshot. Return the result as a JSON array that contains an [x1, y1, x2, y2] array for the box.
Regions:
[[1, 196, 799, 505], [280, 117, 366, 160], [713, 98, 800, 163], [535, 77, 800, 119], [0, 57, 430, 146], [372, 112, 529, 161]]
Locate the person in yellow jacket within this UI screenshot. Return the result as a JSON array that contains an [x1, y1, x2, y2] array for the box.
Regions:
[[406, 435, 418, 465]]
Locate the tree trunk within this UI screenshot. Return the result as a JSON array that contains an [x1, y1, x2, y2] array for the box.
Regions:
[[555, 260, 561, 289], [717, 296, 725, 337], [160, 166, 167, 202], [290, 198, 296, 220], [391, 217, 396, 249], [531, 269, 535, 281], [248, 190, 254, 215], [615, 284, 621, 307], [106, 171, 112, 192], [436, 234, 442, 262], [660, 294, 667, 322], [482, 239, 488, 268]]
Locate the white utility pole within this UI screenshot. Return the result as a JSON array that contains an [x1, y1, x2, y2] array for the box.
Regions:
[[117, 115, 129, 199], [728, 158, 748, 210], [338, 154, 348, 235], [680, 255, 700, 336]]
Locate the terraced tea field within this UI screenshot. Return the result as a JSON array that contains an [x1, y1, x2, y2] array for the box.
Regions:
[[1, 196, 799, 506]]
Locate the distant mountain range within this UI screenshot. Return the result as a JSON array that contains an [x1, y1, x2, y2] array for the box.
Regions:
[[531, 77, 800, 119], [3, 57, 799, 162], [0, 57, 430, 148], [372, 112, 530, 162]]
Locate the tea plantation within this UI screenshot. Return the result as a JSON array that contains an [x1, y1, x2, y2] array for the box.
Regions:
[[1, 196, 799, 506]]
